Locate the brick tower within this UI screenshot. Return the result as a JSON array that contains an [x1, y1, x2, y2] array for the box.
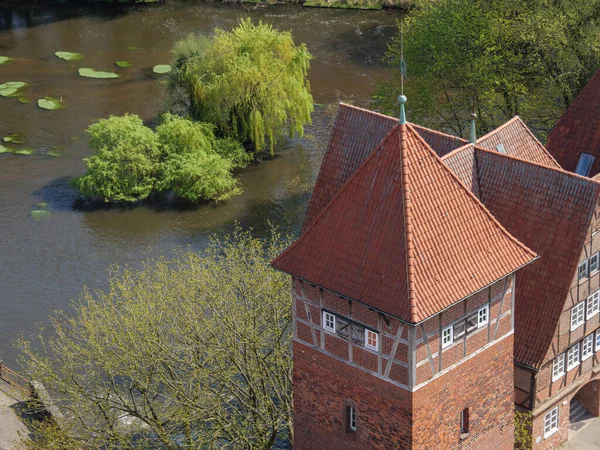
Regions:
[[272, 106, 537, 449]]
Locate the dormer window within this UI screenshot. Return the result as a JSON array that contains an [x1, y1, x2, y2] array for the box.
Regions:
[[496, 143, 507, 154], [575, 153, 595, 176]]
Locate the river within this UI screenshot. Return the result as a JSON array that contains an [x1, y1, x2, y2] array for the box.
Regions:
[[0, 0, 400, 367]]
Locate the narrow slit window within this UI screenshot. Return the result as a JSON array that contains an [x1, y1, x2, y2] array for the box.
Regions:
[[348, 406, 357, 432]]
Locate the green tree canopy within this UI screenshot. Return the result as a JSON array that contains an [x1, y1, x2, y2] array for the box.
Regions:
[[171, 18, 314, 155], [72, 113, 251, 203], [18, 228, 293, 449], [376, 0, 600, 138]]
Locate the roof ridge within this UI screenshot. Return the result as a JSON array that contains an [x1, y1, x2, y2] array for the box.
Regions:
[[399, 124, 418, 322], [338, 102, 398, 122], [407, 125, 538, 262], [411, 123, 468, 143], [513, 117, 560, 167], [272, 124, 402, 268], [477, 116, 520, 143], [475, 146, 600, 186]]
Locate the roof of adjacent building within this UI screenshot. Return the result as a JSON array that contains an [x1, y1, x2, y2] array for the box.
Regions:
[[546, 68, 600, 176], [473, 149, 600, 368], [476, 116, 560, 168], [272, 122, 537, 323]]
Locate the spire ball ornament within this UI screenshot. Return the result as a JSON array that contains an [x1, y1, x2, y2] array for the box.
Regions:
[[399, 95, 407, 124]]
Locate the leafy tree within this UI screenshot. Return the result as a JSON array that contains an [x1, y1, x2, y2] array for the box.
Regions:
[[18, 228, 293, 449], [171, 19, 314, 156], [376, 0, 600, 138], [72, 114, 251, 203]]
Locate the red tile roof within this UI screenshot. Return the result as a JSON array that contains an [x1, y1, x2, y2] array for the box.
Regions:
[[273, 123, 536, 323], [474, 149, 600, 368], [441, 145, 481, 197], [546, 68, 600, 176], [304, 104, 476, 230], [477, 117, 560, 168]]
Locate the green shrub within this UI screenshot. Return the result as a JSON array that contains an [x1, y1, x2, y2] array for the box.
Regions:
[[171, 19, 314, 156]]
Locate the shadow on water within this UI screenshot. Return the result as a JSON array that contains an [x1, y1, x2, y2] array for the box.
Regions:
[[333, 19, 400, 68]]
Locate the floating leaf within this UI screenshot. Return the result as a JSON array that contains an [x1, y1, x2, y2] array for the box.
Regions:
[[38, 97, 64, 110], [0, 145, 12, 154], [4, 134, 24, 144], [128, 46, 138, 51], [115, 61, 133, 68], [47, 147, 61, 157], [152, 64, 172, 74], [0, 82, 28, 97], [14, 148, 33, 155], [0, 56, 15, 65], [55, 51, 83, 61], [18, 97, 30, 104], [78, 68, 119, 79], [31, 209, 51, 221], [36, 202, 48, 209]]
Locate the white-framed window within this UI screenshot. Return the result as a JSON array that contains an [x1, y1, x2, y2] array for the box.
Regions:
[[571, 302, 586, 330], [477, 305, 489, 327], [365, 329, 379, 351], [323, 311, 335, 333], [348, 406, 357, 432], [567, 343, 580, 371], [579, 260, 589, 280], [582, 334, 594, 361], [587, 291, 600, 319], [442, 326, 453, 349], [596, 331, 600, 352], [591, 253, 599, 273], [552, 353, 565, 381], [544, 407, 559, 438]]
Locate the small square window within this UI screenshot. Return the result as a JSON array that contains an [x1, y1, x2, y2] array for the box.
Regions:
[[582, 334, 594, 361], [567, 343, 580, 371], [552, 354, 565, 381], [348, 406, 357, 432], [587, 291, 600, 319], [579, 260, 589, 280], [365, 329, 379, 351], [442, 326, 453, 349], [571, 302, 586, 331], [544, 407, 559, 438], [477, 306, 489, 327], [591, 253, 599, 273], [323, 311, 335, 333]]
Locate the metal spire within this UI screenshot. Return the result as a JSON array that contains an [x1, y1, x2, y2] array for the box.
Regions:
[[469, 113, 477, 144], [398, 25, 408, 124]]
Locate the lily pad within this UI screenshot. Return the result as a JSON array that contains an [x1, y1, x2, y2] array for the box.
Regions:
[[0, 56, 15, 65], [0, 82, 28, 98], [47, 147, 61, 157], [38, 97, 64, 110], [14, 148, 33, 155], [36, 202, 48, 208], [4, 134, 24, 144], [152, 64, 172, 74], [18, 97, 30, 104], [78, 68, 119, 79], [31, 209, 51, 221], [115, 61, 133, 68], [55, 51, 83, 61], [0, 145, 12, 154]]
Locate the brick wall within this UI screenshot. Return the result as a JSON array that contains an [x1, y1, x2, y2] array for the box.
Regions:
[[412, 335, 515, 450]]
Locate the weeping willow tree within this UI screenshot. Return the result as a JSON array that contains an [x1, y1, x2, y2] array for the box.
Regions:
[[170, 19, 314, 156]]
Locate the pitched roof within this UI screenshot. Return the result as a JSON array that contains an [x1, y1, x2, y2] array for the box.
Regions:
[[273, 123, 536, 323], [474, 149, 600, 368], [546, 68, 600, 176], [477, 116, 560, 168], [304, 104, 475, 230], [442, 144, 481, 197]]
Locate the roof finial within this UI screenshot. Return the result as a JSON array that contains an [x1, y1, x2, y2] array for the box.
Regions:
[[399, 24, 408, 124], [469, 113, 477, 144]]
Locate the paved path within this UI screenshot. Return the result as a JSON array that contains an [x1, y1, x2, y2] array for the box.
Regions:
[[564, 415, 600, 449], [0, 381, 30, 449]]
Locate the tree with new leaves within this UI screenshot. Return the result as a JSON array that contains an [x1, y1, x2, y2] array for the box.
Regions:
[[18, 228, 293, 449], [376, 0, 600, 138], [170, 19, 314, 156]]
